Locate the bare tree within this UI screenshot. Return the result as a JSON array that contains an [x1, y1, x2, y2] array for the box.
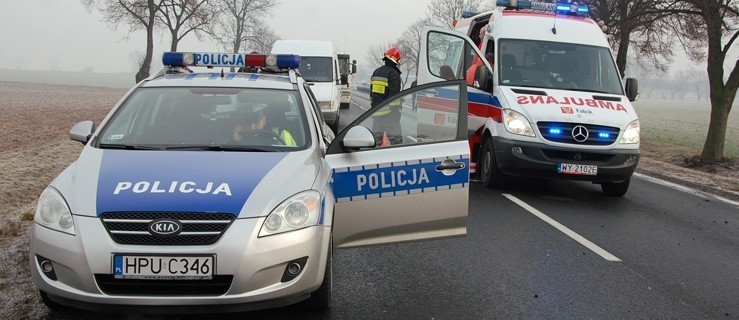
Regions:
[[83, 0, 164, 83], [364, 41, 395, 69], [666, 0, 739, 162], [426, 0, 483, 28], [207, 0, 278, 54], [396, 18, 433, 88], [157, 0, 213, 51], [587, 0, 676, 76], [245, 22, 280, 53]]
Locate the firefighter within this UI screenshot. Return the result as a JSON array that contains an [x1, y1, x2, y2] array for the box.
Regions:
[[370, 47, 403, 146]]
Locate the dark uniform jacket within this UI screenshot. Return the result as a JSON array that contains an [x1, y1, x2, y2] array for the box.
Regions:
[[370, 60, 402, 108]]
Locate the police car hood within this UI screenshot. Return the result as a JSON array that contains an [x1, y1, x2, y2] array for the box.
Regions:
[[308, 82, 335, 102], [68, 148, 319, 218], [501, 87, 637, 128]]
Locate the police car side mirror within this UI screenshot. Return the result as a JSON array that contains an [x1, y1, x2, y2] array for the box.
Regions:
[[625, 78, 639, 102], [342, 126, 375, 150], [69, 120, 95, 144]]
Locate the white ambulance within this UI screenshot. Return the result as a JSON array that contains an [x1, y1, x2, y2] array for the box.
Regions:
[[416, 0, 640, 196], [271, 40, 343, 134]]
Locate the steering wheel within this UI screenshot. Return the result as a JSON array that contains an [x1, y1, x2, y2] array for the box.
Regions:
[[242, 129, 286, 145]]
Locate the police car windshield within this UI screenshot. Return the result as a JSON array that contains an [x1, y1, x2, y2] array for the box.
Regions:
[[299, 57, 334, 82], [96, 87, 309, 151], [498, 39, 624, 95]]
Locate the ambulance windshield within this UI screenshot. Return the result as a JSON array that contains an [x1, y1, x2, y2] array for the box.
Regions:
[[299, 57, 334, 82], [498, 39, 624, 95], [97, 87, 309, 151]]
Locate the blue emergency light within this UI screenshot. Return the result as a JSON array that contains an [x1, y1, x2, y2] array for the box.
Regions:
[[549, 128, 563, 135], [162, 52, 300, 69], [598, 132, 610, 139], [496, 0, 590, 16]]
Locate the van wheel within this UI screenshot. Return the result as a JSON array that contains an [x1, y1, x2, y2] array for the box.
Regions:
[[340, 102, 349, 109], [601, 177, 630, 197], [480, 138, 504, 188], [304, 239, 332, 310]]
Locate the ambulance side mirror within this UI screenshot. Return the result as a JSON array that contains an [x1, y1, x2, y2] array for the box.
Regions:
[[625, 78, 639, 102], [476, 65, 494, 93], [351, 60, 357, 74], [69, 120, 95, 144], [342, 126, 376, 150]]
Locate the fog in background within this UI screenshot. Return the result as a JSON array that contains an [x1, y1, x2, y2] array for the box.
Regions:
[[0, 0, 735, 103]]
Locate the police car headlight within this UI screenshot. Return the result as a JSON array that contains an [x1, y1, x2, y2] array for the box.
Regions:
[[259, 190, 321, 237], [620, 120, 640, 144], [504, 110, 535, 137], [34, 187, 75, 235]]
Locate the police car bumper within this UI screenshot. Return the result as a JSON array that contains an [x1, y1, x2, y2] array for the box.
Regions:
[[493, 137, 639, 183], [30, 216, 330, 313]]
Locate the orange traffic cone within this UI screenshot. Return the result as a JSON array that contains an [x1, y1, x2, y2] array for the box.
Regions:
[[381, 132, 391, 147]]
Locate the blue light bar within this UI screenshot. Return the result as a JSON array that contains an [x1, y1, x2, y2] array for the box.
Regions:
[[497, 0, 590, 16], [162, 52, 301, 70]]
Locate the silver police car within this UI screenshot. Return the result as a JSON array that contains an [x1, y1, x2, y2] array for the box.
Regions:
[[30, 52, 470, 313]]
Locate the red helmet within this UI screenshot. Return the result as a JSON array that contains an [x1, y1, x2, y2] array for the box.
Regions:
[[384, 47, 401, 65]]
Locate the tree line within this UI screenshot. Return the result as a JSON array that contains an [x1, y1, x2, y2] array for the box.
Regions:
[[82, 0, 281, 83], [366, 0, 737, 163]]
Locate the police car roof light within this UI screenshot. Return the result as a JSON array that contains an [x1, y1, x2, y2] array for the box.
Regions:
[[162, 52, 300, 69]]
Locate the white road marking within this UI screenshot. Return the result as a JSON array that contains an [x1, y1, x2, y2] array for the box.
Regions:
[[634, 173, 739, 208], [502, 193, 622, 262], [351, 101, 367, 111]]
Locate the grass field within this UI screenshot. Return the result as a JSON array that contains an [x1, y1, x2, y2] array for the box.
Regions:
[[634, 98, 739, 159]]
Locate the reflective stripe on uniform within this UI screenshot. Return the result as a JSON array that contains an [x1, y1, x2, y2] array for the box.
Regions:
[[371, 76, 389, 94]]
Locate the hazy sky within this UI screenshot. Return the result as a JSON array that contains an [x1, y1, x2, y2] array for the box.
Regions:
[[0, 0, 434, 73]]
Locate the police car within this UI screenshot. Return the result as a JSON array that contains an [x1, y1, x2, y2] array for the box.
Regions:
[[29, 52, 470, 313]]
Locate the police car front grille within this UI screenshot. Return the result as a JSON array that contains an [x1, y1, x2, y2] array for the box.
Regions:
[[99, 212, 235, 246], [94, 274, 233, 296], [537, 122, 619, 145]]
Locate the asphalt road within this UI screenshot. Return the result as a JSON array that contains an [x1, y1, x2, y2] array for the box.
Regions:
[[47, 90, 738, 320]]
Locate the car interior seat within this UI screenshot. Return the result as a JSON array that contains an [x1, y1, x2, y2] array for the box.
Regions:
[[501, 53, 523, 83]]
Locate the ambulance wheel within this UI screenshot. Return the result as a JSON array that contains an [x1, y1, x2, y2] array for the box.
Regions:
[[601, 178, 630, 197], [304, 239, 332, 310], [480, 138, 504, 188]]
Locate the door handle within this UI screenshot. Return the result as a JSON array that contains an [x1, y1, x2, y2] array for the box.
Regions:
[[435, 159, 466, 174]]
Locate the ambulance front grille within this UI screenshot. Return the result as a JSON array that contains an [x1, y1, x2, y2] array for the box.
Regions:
[[537, 122, 619, 145], [100, 212, 235, 246]]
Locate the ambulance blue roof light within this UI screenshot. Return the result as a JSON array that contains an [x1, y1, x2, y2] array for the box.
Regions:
[[162, 52, 300, 69], [496, 0, 590, 16]]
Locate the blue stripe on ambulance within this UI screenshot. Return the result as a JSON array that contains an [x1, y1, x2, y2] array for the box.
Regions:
[[96, 150, 287, 216], [331, 155, 469, 202]]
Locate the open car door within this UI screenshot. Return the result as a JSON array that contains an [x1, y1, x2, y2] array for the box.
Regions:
[[326, 80, 469, 248]]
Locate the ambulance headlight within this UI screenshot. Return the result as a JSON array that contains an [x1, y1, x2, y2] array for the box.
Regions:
[[620, 120, 640, 144], [504, 110, 535, 137], [259, 190, 321, 237], [35, 187, 75, 235]]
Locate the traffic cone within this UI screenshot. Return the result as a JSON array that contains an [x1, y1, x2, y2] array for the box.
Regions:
[[381, 132, 391, 147]]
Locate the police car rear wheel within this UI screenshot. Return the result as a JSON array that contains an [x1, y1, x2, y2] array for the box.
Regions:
[[304, 239, 332, 310], [601, 177, 630, 197], [480, 138, 503, 188]]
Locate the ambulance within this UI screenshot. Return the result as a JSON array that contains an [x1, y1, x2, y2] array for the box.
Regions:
[[416, 0, 640, 196]]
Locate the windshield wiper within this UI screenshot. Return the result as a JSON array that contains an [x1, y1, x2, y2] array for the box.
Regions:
[[162, 145, 276, 152], [560, 88, 612, 94], [98, 143, 162, 150]]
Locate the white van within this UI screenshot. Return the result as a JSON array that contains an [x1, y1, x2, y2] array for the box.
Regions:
[[416, 1, 640, 196], [271, 40, 342, 133]]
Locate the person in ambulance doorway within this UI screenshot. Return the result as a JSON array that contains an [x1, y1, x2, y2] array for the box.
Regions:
[[232, 108, 297, 146], [370, 47, 403, 146]]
